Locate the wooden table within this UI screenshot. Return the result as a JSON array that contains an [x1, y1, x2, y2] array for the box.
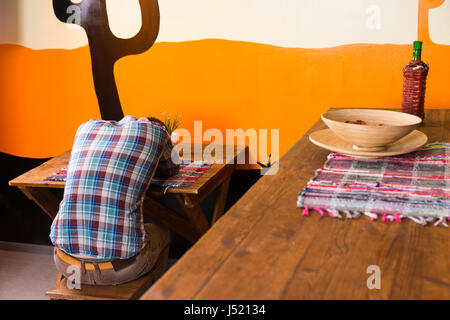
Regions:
[[141, 109, 449, 300], [9, 144, 248, 243]]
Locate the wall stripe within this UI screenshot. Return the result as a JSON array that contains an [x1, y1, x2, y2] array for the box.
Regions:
[[5, 0, 450, 50], [0, 0, 449, 161]]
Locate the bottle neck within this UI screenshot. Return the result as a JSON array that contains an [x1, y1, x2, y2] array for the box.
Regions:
[[413, 50, 422, 61], [412, 41, 422, 61]]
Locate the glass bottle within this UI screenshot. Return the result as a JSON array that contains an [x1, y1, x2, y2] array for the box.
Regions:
[[401, 41, 429, 120]]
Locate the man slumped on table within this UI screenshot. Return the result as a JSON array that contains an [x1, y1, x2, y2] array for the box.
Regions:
[[50, 116, 179, 285]]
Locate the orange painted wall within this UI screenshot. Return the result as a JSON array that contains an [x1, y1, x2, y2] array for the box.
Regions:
[[0, 1, 449, 160]]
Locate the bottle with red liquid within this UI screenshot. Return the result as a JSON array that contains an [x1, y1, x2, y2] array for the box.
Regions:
[[402, 41, 429, 120]]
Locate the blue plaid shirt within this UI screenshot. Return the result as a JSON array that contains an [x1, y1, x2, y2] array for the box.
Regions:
[[50, 116, 179, 259]]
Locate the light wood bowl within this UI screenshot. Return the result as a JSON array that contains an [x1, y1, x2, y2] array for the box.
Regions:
[[321, 109, 422, 152]]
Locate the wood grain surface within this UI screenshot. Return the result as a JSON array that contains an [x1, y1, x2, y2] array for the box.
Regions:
[[141, 109, 449, 300], [9, 144, 246, 195]]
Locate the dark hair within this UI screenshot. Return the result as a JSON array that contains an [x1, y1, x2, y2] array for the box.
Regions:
[[147, 117, 169, 132]]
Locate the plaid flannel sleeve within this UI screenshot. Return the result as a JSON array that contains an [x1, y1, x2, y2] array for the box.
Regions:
[[154, 133, 180, 178]]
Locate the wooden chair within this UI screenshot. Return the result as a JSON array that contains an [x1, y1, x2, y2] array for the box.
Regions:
[[46, 247, 169, 300]]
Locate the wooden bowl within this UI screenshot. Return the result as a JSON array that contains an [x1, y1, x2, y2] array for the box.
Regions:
[[321, 109, 422, 152]]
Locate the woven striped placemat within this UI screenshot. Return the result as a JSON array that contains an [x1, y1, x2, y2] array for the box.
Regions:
[[297, 142, 449, 227]]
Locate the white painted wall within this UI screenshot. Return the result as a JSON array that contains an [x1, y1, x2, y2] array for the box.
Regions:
[[0, 0, 448, 50], [157, 0, 418, 47], [106, 0, 142, 39], [0, 0, 87, 49], [429, 0, 450, 45]]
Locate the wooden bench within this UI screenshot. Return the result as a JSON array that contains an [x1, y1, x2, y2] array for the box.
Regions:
[[46, 246, 169, 300]]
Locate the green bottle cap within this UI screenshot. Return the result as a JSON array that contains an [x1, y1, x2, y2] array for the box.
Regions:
[[414, 41, 423, 50]]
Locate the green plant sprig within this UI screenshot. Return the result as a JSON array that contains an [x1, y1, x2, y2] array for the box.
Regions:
[[162, 112, 182, 135]]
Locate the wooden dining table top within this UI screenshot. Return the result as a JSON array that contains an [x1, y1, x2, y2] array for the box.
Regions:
[[9, 143, 247, 196], [141, 109, 449, 300]]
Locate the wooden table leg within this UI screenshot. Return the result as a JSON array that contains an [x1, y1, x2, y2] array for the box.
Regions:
[[18, 186, 61, 220], [211, 176, 231, 225], [143, 165, 234, 242], [176, 195, 210, 237], [143, 196, 200, 243]]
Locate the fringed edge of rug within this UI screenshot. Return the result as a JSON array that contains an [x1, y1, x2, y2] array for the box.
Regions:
[[296, 201, 449, 227]]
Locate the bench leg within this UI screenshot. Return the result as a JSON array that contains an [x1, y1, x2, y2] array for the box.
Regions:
[[55, 273, 64, 286]]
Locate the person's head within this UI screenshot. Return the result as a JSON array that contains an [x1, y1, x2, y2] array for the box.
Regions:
[[147, 117, 169, 133]]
